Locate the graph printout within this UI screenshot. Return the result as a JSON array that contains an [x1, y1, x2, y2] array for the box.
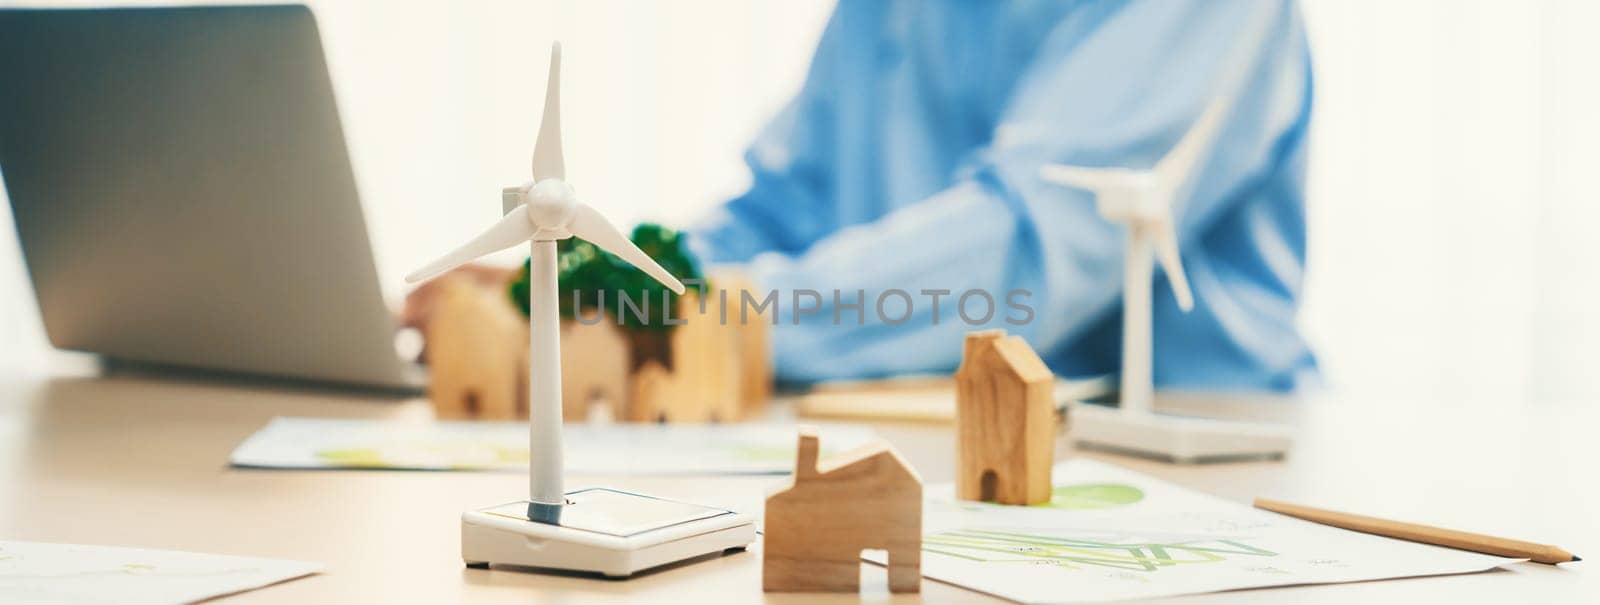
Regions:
[[231, 417, 877, 475], [0, 541, 320, 604], [865, 459, 1521, 604]]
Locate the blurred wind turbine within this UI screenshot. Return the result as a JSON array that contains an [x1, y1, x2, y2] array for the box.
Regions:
[[1040, 97, 1291, 463], [1040, 97, 1223, 414]]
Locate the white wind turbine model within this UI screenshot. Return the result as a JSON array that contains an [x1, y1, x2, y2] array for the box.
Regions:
[[1040, 97, 1291, 464], [409, 44, 753, 577]]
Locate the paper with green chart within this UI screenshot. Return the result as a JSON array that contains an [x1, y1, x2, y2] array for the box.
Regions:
[[230, 417, 877, 474], [865, 459, 1521, 604], [0, 541, 319, 604]]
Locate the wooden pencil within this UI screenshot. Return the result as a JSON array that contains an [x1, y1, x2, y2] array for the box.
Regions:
[[1254, 497, 1580, 564]]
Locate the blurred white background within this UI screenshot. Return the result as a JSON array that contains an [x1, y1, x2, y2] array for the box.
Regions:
[[1, 0, 1597, 404]]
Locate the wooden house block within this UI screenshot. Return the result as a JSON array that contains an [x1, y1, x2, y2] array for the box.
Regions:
[[713, 273, 773, 413], [559, 318, 630, 421], [764, 429, 922, 593], [416, 268, 774, 423], [424, 277, 527, 420], [954, 330, 1055, 505], [627, 291, 742, 423]]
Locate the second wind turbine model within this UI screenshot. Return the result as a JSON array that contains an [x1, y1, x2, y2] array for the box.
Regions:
[[1040, 97, 1291, 464], [409, 43, 753, 577]]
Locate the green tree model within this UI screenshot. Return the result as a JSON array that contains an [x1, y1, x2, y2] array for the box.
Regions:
[[509, 223, 704, 334]]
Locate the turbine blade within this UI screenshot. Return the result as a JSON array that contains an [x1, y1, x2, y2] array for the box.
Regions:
[[1152, 221, 1194, 312], [1039, 164, 1128, 193], [569, 203, 686, 294], [1155, 96, 1230, 191], [406, 205, 536, 284], [531, 42, 565, 181]]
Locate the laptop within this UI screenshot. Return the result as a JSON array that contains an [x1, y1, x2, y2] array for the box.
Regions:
[[0, 5, 425, 391]]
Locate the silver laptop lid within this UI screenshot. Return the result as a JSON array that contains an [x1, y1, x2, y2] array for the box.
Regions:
[[0, 5, 421, 390]]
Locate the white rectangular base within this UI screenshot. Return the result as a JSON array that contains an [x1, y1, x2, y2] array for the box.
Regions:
[[1070, 404, 1292, 464], [461, 488, 756, 578]]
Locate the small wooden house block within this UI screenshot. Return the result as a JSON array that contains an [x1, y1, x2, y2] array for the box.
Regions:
[[720, 275, 774, 416], [763, 429, 922, 593], [424, 277, 527, 420], [626, 290, 742, 423], [559, 318, 630, 421], [954, 330, 1054, 505], [419, 270, 771, 423]]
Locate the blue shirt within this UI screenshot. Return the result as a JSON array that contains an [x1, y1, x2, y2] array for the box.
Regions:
[[690, 0, 1317, 390]]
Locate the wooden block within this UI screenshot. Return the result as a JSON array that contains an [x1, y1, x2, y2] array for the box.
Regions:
[[954, 330, 1055, 505], [559, 318, 630, 421], [626, 359, 671, 422], [763, 428, 922, 593], [799, 376, 1108, 426], [810, 375, 956, 394], [799, 376, 959, 423], [418, 272, 770, 424], [400, 264, 516, 337], [713, 272, 773, 412], [674, 289, 741, 422], [423, 277, 527, 420], [627, 291, 741, 422], [797, 390, 958, 424]]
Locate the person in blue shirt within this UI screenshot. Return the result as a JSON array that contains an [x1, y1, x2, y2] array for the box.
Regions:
[[688, 0, 1317, 390]]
